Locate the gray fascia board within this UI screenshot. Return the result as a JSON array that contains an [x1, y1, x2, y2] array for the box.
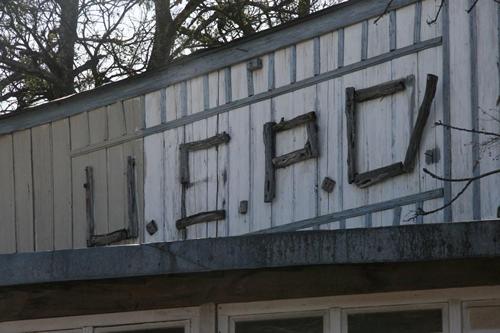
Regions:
[[0, 220, 499, 287], [0, 0, 418, 135]]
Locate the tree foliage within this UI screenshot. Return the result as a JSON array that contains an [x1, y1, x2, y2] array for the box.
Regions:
[[0, 0, 340, 113]]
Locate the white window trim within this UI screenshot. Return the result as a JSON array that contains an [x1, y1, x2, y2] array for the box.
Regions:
[[462, 299, 500, 333], [94, 319, 190, 333], [0, 307, 201, 333], [218, 286, 500, 333], [341, 302, 449, 333]]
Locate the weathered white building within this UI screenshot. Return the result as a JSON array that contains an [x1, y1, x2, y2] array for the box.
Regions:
[[0, 0, 499, 331]]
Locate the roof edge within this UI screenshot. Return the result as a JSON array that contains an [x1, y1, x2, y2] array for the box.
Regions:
[[0, 220, 498, 287]]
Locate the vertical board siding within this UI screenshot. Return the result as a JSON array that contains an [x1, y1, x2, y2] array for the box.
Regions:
[[70, 112, 90, 248], [52, 119, 72, 249], [390, 54, 419, 225], [217, 69, 230, 237], [272, 93, 294, 228], [206, 71, 220, 238], [12, 129, 34, 252], [11, 0, 500, 248], [477, 0, 500, 219], [32, 124, 54, 251], [449, 0, 473, 221], [395, 5, 416, 48], [0, 134, 16, 254], [186, 76, 208, 239], [249, 100, 273, 232], [163, 83, 184, 241], [123, 97, 145, 243], [420, 0, 442, 41], [107, 102, 127, 234], [144, 90, 166, 243], [227, 106, 251, 236], [296, 39, 315, 81], [367, 15, 390, 58], [88, 108, 109, 236], [342, 70, 368, 229], [344, 22, 363, 66], [360, 63, 394, 228], [418, 46, 444, 224], [274, 47, 293, 88]]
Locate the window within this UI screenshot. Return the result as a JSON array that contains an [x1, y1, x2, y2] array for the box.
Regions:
[[466, 304, 500, 333], [346, 309, 443, 333], [235, 316, 323, 333]]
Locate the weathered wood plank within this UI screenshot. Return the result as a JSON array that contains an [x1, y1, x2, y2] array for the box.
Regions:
[[227, 106, 251, 236], [88, 108, 109, 237], [176, 210, 226, 230], [89, 229, 128, 247], [32, 124, 54, 251], [88, 107, 108, 144], [206, 71, 220, 238], [70, 112, 90, 248], [355, 162, 405, 188], [0, 134, 16, 254], [341, 70, 366, 229], [106, 102, 127, 235], [107, 102, 126, 139], [144, 89, 166, 243], [216, 109, 230, 237], [317, 80, 333, 229], [296, 39, 315, 80], [180, 133, 230, 151], [361, 20, 369, 60], [354, 78, 406, 102], [51, 119, 72, 250], [231, 63, 248, 101], [12, 129, 34, 252], [417, 45, 444, 223], [421, 0, 442, 41], [344, 22, 363, 65], [164, 83, 185, 241], [126, 156, 138, 238], [390, 40, 419, 226], [253, 188, 444, 233], [84, 166, 95, 244], [263, 122, 276, 203], [273, 111, 316, 132], [125, 140, 144, 241], [413, 1, 422, 43], [124, 96, 145, 134], [291, 86, 318, 223], [345, 87, 357, 184], [206, 115, 219, 238], [144, 133, 165, 243], [368, 13, 390, 58], [271, 93, 294, 227], [123, 98, 145, 242], [390, 10, 397, 51], [403, 74, 438, 171], [477, 0, 500, 219], [145, 90, 164, 127], [107, 145, 126, 233]]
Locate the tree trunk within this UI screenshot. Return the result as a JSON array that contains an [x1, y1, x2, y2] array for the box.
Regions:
[[54, 0, 78, 98], [298, 0, 311, 17], [148, 0, 176, 70]]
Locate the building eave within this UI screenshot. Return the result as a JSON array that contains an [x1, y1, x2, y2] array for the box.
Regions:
[[1, 220, 499, 288]]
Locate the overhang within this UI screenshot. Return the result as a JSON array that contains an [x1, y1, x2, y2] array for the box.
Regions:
[[0, 220, 499, 322]]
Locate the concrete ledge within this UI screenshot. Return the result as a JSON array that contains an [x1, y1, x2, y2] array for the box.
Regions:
[[1, 220, 499, 287]]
